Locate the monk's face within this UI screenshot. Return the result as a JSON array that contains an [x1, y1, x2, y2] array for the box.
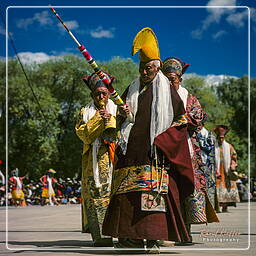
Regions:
[[92, 87, 110, 108], [164, 72, 181, 90], [217, 135, 225, 144], [139, 61, 159, 84]]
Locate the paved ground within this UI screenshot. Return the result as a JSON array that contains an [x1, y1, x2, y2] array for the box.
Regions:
[[0, 202, 255, 256]]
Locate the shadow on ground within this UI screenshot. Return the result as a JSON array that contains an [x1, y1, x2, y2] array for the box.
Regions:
[[7, 239, 93, 247], [6, 240, 182, 255]]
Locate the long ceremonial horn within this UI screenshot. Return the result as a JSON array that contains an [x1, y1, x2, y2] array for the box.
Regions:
[[49, 6, 125, 107]]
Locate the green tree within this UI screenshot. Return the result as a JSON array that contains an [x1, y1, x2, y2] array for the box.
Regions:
[[1, 56, 139, 179], [250, 78, 256, 176], [33, 55, 91, 178], [183, 76, 231, 131], [6, 59, 60, 177], [99, 57, 139, 95], [2, 57, 251, 178], [183, 75, 250, 174], [216, 76, 250, 174]]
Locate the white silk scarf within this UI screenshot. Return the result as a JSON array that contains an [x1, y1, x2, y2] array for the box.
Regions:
[[120, 70, 174, 154], [215, 140, 231, 175], [83, 99, 117, 188]]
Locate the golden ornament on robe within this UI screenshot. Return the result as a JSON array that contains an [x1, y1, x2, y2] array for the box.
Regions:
[[98, 99, 106, 109]]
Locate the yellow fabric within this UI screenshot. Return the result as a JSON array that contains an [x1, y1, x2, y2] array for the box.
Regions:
[[111, 165, 169, 196], [205, 193, 219, 222], [41, 187, 55, 198], [75, 109, 116, 234], [132, 27, 160, 62], [11, 189, 24, 199], [76, 112, 104, 154]]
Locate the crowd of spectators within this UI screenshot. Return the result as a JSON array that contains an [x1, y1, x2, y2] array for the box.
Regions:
[[236, 174, 253, 202], [0, 173, 81, 206], [1, 168, 255, 207]]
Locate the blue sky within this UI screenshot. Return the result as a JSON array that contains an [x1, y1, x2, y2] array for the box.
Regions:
[[0, 0, 255, 77]]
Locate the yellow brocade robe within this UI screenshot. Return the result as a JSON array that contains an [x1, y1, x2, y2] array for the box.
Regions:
[[75, 109, 116, 241]]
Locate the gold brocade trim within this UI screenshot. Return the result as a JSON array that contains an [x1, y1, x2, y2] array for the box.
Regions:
[[171, 114, 188, 127], [111, 165, 169, 196]]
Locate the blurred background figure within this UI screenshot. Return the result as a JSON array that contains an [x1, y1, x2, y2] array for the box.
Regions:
[[0, 163, 6, 206], [8, 168, 28, 207], [1, 171, 82, 207], [214, 125, 240, 213], [251, 176, 256, 202], [26, 180, 42, 205], [40, 169, 59, 206], [237, 174, 252, 202], [162, 57, 218, 243]]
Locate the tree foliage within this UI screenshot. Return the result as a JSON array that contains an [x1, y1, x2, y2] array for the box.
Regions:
[[183, 75, 252, 175], [0, 56, 252, 179], [183, 76, 232, 130], [0, 56, 138, 179], [216, 76, 253, 175]]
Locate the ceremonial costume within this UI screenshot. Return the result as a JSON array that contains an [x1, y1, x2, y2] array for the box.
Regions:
[[9, 169, 26, 206], [102, 28, 194, 250], [184, 94, 218, 224], [214, 125, 240, 211], [9, 176, 25, 200], [76, 73, 117, 245], [40, 169, 59, 206], [162, 57, 219, 229], [41, 169, 57, 198], [198, 126, 217, 209]]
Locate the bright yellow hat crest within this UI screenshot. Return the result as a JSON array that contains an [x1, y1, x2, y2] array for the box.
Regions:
[[48, 168, 56, 174], [131, 27, 160, 62]]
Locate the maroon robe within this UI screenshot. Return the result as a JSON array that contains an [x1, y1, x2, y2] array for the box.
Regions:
[[102, 80, 194, 242]]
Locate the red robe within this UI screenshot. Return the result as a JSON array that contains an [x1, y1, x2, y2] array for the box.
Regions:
[[102, 82, 194, 242]]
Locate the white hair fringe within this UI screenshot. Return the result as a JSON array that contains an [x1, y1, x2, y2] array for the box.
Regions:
[[149, 60, 161, 68]]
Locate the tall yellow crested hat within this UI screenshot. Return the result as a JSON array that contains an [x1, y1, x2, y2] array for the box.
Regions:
[[131, 27, 160, 62]]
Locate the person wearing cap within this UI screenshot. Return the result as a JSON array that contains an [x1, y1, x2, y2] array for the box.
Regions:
[[214, 125, 240, 212], [102, 28, 194, 253], [8, 168, 27, 207], [162, 57, 219, 242], [40, 169, 59, 206], [75, 72, 117, 247]]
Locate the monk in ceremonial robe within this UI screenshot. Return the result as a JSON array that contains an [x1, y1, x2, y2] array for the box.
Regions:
[[102, 28, 194, 253], [214, 125, 240, 212], [162, 57, 219, 242], [76, 72, 117, 246]]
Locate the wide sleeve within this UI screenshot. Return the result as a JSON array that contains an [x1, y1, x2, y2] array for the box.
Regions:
[[186, 94, 207, 129], [197, 131, 215, 154], [75, 110, 105, 145], [154, 126, 194, 201]]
